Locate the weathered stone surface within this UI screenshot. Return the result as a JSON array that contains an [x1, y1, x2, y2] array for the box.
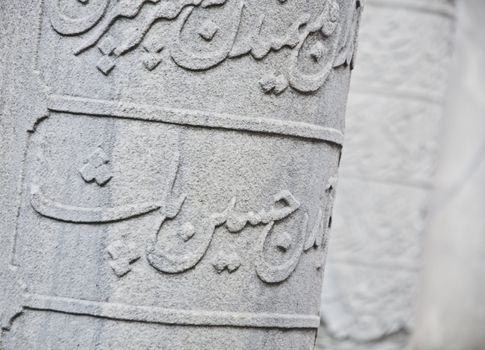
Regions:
[[0, 1, 361, 349], [327, 180, 428, 269], [351, 0, 454, 100], [318, 181, 426, 349], [340, 95, 444, 184], [316, 0, 455, 348], [411, 1, 485, 349]]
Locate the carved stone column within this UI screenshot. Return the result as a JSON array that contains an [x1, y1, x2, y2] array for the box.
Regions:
[[316, 0, 456, 349], [0, 1, 361, 349], [412, 1, 485, 348]]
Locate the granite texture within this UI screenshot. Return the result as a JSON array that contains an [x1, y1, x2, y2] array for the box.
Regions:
[[316, 0, 456, 349], [0, 1, 361, 349]]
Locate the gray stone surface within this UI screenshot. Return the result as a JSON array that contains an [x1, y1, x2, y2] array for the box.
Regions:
[[316, 0, 456, 349], [0, 1, 361, 349], [411, 1, 485, 349]]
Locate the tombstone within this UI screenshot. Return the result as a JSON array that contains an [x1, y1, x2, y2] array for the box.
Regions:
[[0, 1, 361, 349], [412, 1, 485, 349], [316, 0, 456, 349]]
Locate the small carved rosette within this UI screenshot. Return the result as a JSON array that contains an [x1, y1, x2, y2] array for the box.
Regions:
[[5, 0, 362, 348]]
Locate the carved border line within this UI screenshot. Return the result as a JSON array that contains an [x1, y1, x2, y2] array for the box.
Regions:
[[47, 95, 344, 145], [23, 294, 320, 329], [367, 0, 455, 19], [350, 85, 444, 106]]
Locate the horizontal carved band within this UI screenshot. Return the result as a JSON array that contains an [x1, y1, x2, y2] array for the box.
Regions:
[[24, 294, 320, 329], [45, 0, 362, 94], [47, 95, 344, 145], [367, 0, 455, 18]]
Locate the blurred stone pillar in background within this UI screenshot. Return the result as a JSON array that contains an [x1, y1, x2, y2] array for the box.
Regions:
[[0, 1, 362, 349], [316, 1, 456, 349], [412, 1, 485, 349]]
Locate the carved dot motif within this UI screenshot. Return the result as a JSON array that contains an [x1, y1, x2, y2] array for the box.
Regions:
[[96, 37, 117, 75], [142, 44, 165, 71], [259, 73, 289, 95], [98, 37, 116, 56], [275, 233, 293, 252], [179, 222, 196, 242], [198, 20, 219, 41], [79, 148, 113, 186], [143, 55, 163, 71], [106, 241, 141, 278], [212, 251, 241, 274], [97, 56, 116, 75], [309, 42, 325, 62]]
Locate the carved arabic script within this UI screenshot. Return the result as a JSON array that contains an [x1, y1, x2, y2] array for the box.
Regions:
[[147, 190, 305, 283], [46, 0, 362, 94], [31, 184, 309, 283]]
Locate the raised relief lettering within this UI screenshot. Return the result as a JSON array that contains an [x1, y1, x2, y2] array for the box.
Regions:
[[46, 0, 363, 94], [28, 101, 341, 283], [31, 170, 330, 284], [146, 190, 304, 283], [303, 176, 338, 269]]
